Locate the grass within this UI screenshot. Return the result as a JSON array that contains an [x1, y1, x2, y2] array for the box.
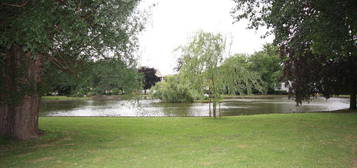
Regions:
[[42, 95, 142, 101], [222, 94, 287, 99], [1, 113, 357, 168], [41, 96, 89, 101]]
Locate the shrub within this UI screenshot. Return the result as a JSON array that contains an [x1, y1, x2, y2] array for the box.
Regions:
[[151, 76, 194, 103]]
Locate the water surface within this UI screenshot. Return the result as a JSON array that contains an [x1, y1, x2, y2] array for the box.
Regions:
[[40, 96, 349, 117]]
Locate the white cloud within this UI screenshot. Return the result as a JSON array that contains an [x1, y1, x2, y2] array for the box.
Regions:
[[137, 0, 273, 75]]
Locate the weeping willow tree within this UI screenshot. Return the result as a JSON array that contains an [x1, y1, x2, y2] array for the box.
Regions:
[[220, 55, 266, 95], [177, 32, 264, 117]]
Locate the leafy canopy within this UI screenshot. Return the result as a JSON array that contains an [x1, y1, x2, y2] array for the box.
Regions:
[[177, 32, 225, 100], [248, 44, 282, 93], [138, 67, 161, 91], [220, 54, 266, 95], [177, 32, 264, 97], [151, 75, 194, 103], [232, 0, 357, 105], [1, 0, 144, 100], [154, 32, 263, 103]]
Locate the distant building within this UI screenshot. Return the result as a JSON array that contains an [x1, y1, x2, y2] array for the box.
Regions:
[[274, 82, 290, 93], [155, 71, 165, 81]]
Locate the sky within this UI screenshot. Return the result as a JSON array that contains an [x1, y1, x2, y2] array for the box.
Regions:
[[137, 0, 274, 75]]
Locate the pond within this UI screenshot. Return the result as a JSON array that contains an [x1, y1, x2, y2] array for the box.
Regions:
[[40, 96, 349, 117]]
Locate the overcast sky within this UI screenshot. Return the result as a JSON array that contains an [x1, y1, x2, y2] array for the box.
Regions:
[[137, 0, 273, 75]]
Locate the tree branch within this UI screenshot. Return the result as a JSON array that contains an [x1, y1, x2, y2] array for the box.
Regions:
[[1, 0, 29, 8]]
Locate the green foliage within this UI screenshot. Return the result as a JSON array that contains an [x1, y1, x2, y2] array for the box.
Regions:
[[0, 0, 144, 102], [43, 59, 143, 97], [177, 32, 265, 98], [173, 31, 265, 116], [177, 32, 225, 100], [220, 55, 266, 95], [1, 0, 143, 56], [232, 0, 357, 108], [248, 44, 282, 93], [88, 59, 143, 95], [151, 76, 194, 103], [42, 63, 80, 96]]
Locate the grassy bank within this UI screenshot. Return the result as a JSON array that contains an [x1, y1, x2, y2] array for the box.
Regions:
[[222, 94, 287, 99], [41, 96, 89, 101], [1, 113, 357, 168], [42, 95, 144, 101]]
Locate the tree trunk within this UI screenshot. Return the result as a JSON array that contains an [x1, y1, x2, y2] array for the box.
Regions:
[[0, 45, 42, 140], [212, 101, 217, 118], [218, 102, 221, 117], [0, 96, 41, 140], [351, 93, 356, 110], [209, 99, 212, 117]]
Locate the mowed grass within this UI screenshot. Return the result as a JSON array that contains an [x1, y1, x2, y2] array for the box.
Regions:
[[1, 113, 357, 168]]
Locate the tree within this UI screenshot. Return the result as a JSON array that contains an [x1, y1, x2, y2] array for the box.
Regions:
[[0, 0, 144, 139], [232, 0, 357, 109], [43, 66, 79, 96], [138, 67, 161, 94], [220, 55, 266, 95], [151, 75, 194, 103], [177, 32, 225, 117], [43, 58, 142, 96], [88, 59, 142, 95], [248, 44, 282, 93], [177, 32, 264, 117]]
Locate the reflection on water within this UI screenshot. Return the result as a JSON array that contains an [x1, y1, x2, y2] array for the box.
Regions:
[[40, 96, 349, 117]]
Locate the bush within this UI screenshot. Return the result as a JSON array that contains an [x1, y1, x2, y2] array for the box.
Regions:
[[151, 76, 194, 103]]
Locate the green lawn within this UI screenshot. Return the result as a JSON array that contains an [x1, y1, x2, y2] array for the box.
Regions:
[[1, 113, 357, 168]]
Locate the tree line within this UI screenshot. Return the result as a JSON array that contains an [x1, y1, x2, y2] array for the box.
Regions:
[[43, 60, 160, 97], [151, 32, 282, 117], [1, 0, 355, 140]]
